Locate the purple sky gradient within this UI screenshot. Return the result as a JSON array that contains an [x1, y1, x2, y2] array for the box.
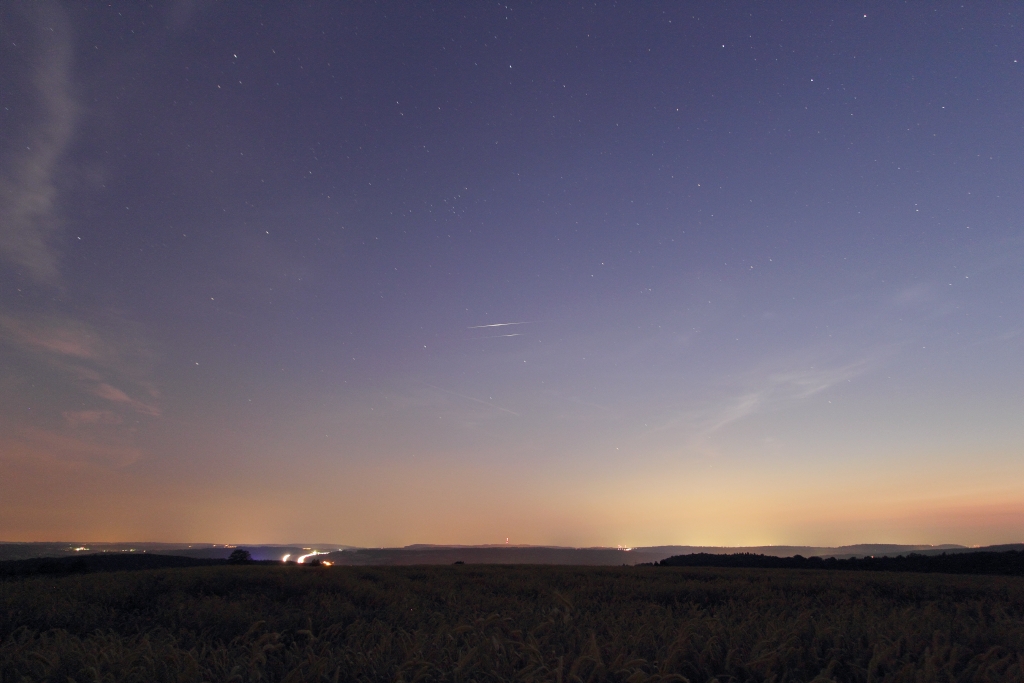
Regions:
[[1, 1, 1022, 546]]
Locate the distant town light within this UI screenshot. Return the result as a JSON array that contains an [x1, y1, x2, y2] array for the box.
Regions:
[[296, 551, 328, 564]]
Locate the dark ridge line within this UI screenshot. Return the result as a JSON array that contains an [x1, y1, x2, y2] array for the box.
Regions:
[[0, 554, 269, 578], [653, 550, 1024, 576]]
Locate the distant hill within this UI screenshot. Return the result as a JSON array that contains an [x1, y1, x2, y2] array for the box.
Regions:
[[656, 549, 1024, 576], [318, 543, 1000, 566], [5, 541, 1018, 566], [636, 544, 973, 560], [321, 546, 654, 566], [0, 542, 353, 563], [5, 547, 1024, 579]]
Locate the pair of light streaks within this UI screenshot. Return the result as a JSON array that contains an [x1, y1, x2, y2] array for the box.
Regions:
[[468, 321, 532, 339]]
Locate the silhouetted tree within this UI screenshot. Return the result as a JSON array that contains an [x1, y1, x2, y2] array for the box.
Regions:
[[227, 548, 252, 564]]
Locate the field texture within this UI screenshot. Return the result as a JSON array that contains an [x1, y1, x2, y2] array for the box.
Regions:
[[2, 564, 1023, 682]]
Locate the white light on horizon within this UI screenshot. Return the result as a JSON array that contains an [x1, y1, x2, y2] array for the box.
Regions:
[[296, 551, 328, 564]]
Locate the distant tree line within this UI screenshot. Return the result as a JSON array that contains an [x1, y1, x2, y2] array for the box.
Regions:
[[655, 550, 1024, 575], [0, 554, 225, 577]]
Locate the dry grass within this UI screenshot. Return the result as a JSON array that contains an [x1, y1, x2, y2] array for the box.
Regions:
[[2, 564, 1024, 682]]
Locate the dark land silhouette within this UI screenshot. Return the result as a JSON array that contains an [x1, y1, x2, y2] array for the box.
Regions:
[[4, 564, 1024, 681], [655, 549, 1024, 575], [4, 544, 1024, 577]]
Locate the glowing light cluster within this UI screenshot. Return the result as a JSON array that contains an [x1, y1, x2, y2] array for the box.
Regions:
[[296, 550, 328, 564]]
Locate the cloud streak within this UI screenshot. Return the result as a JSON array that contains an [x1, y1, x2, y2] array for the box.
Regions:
[[63, 410, 123, 426], [0, 314, 104, 360], [0, 426, 142, 469], [423, 384, 520, 417], [647, 359, 873, 441], [702, 362, 868, 434], [92, 383, 161, 417], [0, 1, 76, 285], [0, 313, 162, 417], [0, 6, 164, 457]]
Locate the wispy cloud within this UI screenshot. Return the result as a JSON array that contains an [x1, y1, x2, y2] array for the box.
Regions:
[[0, 313, 162, 417], [92, 383, 161, 417], [767, 364, 866, 400], [0, 5, 162, 470], [0, 314, 105, 360], [705, 392, 763, 433], [651, 359, 872, 439], [423, 384, 520, 416], [0, 1, 76, 286], [704, 362, 867, 433], [0, 426, 142, 469], [63, 410, 123, 426]]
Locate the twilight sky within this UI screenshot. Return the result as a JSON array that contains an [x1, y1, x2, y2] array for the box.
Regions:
[[1, 1, 1022, 547]]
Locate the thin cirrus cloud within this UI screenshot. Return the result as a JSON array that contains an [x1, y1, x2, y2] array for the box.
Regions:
[[649, 359, 872, 440], [2, 426, 142, 469], [0, 4, 162, 429], [0, 314, 105, 361], [0, 1, 76, 286], [706, 363, 869, 434], [62, 410, 123, 426], [91, 383, 161, 417], [0, 314, 162, 418]]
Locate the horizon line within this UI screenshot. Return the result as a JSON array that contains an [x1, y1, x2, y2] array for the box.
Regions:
[[5, 540, 1013, 550]]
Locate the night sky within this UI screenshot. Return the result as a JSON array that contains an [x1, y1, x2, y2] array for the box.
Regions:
[[2, 2, 1022, 547]]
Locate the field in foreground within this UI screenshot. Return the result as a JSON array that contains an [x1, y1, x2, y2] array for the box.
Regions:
[[2, 565, 1023, 682]]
